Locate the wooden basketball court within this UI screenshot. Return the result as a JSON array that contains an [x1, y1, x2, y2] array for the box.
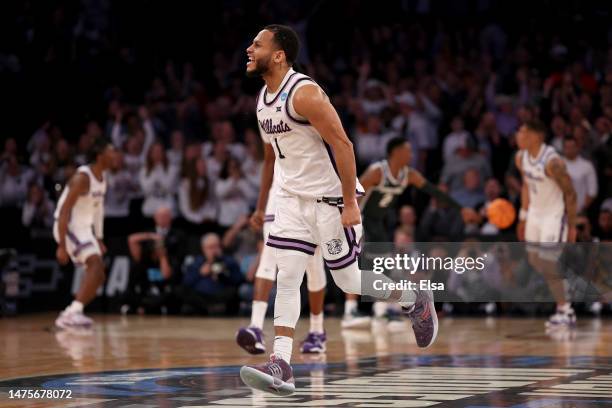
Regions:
[[1, 315, 611, 407]]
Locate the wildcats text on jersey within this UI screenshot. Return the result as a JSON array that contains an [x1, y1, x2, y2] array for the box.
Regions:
[[258, 118, 292, 134]]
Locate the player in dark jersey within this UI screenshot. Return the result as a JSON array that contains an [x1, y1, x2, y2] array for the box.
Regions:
[[342, 137, 477, 329]]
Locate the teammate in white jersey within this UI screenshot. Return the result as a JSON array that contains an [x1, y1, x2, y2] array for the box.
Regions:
[[53, 138, 116, 329], [515, 120, 578, 328], [235, 173, 328, 355], [239, 25, 439, 396]]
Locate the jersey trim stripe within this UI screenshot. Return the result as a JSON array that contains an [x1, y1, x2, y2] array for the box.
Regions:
[[285, 77, 312, 125], [266, 235, 316, 255], [262, 72, 299, 106], [323, 141, 340, 177], [325, 226, 361, 270]]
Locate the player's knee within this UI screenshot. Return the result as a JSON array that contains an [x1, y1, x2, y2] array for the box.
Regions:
[[255, 265, 276, 281], [86, 255, 106, 282], [305, 268, 326, 292], [330, 264, 361, 295]]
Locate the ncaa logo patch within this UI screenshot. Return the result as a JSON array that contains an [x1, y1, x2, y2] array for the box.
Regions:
[[325, 239, 343, 255], [280, 92, 288, 101]]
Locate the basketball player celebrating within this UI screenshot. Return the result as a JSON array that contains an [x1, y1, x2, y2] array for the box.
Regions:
[[516, 120, 578, 327], [54, 138, 116, 329], [236, 168, 328, 354], [344, 137, 478, 329], [240, 25, 438, 395]]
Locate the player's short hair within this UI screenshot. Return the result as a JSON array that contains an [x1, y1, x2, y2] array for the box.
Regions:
[[87, 137, 111, 163], [264, 24, 300, 66], [386, 137, 408, 157], [523, 119, 547, 138]]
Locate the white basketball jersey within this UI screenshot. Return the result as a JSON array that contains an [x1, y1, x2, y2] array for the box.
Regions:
[[54, 165, 106, 230], [521, 144, 564, 217], [256, 69, 364, 199]]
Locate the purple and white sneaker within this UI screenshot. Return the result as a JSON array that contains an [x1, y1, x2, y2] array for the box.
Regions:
[[55, 310, 94, 330], [236, 326, 266, 354], [402, 289, 438, 348], [300, 332, 326, 354], [545, 307, 576, 328], [240, 354, 295, 396]]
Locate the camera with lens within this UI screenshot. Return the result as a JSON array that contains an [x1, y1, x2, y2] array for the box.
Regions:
[[210, 257, 227, 277]]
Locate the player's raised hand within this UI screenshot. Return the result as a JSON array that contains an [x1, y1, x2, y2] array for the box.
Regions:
[[341, 200, 361, 227], [250, 209, 264, 231], [56, 245, 69, 265]]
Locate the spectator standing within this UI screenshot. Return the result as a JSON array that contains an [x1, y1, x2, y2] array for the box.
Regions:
[[214, 156, 257, 230], [139, 142, 179, 217], [563, 137, 598, 214], [178, 157, 218, 230]]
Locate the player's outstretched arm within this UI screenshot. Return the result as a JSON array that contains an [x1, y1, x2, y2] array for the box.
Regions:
[[56, 173, 89, 264], [546, 157, 578, 242], [408, 169, 479, 223], [251, 143, 275, 231], [293, 84, 360, 226]]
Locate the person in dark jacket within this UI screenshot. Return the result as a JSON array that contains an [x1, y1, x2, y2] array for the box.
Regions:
[[180, 232, 242, 314]]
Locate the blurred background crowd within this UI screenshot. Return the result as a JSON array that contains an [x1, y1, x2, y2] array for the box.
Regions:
[[0, 0, 611, 316]]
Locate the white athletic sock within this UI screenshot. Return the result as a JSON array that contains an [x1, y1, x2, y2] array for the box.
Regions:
[[66, 300, 84, 314], [273, 336, 293, 364], [373, 301, 388, 318], [250, 301, 268, 329], [398, 290, 416, 309], [310, 312, 324, 334], [345, 299, 358, 316]]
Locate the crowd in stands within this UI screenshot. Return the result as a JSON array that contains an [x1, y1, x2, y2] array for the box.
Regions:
[[1, 1, 611, 314]]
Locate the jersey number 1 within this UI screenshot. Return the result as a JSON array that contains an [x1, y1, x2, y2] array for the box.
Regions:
[[274, 137, 286, 159]]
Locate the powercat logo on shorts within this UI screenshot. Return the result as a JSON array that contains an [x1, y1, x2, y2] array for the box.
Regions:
[[325, 239, 343, 255], [259, 118, 292, 134]]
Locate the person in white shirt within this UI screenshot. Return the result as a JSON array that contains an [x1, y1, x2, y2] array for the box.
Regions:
[[22, 182, 55, 230], [241, 128, 264, 191], [355, 115, 396, 165], [443, 116, 470, 163], [139, 142, 179, 217], [215, 156, 257, 229], [562, 136, 598, 213], [105, 151, 138, 218], [178, 157, 217, 225], [392, 91, 441, 171], [205, 140, 229, 181], [167, 130, 184, 170]]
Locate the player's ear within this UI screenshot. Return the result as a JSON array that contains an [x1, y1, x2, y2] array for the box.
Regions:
[[274, 50, 285, 65]]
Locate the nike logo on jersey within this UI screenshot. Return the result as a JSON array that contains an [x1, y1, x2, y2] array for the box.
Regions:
[[259, 118, 292, 134], [257, 108, 264, 112]]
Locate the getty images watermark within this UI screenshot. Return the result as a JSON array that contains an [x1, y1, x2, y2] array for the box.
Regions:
[[359, 241, 612, 303], [370, 252, 487, 291]]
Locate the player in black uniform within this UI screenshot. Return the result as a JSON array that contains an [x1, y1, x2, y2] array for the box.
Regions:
[[342, 138, 477, 329]]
